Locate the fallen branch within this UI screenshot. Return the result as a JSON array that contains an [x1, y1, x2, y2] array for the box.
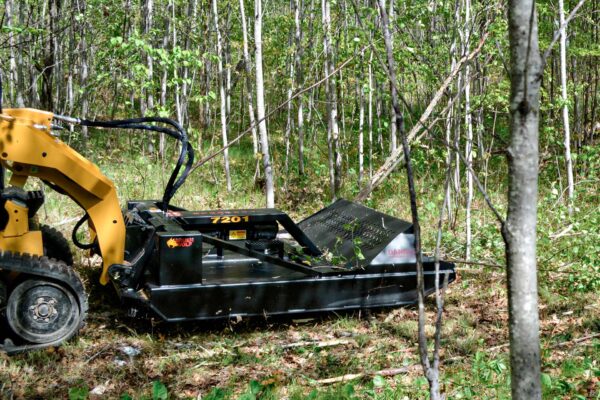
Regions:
[[553, 333, 600, 348], [447, 258, 504, 269], [315, 366, 414, 385], [282, 339, 355, 349], [355, 32, 488, 201]]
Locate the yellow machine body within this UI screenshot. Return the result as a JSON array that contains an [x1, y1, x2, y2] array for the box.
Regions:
[[0, 108, 125, 284]]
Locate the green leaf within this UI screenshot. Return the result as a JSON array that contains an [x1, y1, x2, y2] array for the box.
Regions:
[[372, 374, 386, 388], [110, 36, 123, 46], [68, 386, 89, 400], [152, 381, 168, 400], [541, 373, 552, 388], [205, 388, 226, 400], [249, 380, 262, 395]]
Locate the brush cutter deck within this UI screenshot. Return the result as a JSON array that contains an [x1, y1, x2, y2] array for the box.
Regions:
[[114, 199, 456, 321]]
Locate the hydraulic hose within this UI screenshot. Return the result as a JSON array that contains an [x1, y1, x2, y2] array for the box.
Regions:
[[67, 116, 195, 212]]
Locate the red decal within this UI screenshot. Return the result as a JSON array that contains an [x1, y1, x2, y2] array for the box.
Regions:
[[166, 237, 195, 248]]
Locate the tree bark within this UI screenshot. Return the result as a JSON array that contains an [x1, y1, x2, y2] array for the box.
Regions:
[[295, 0, 305, 175], [322, 0, 341, 199], [238, 0, 259, 173], [504, 0, 543, 398], [212, 0, 232, 191], [141, 0, 154, 116], [463, 0, 474, 260], [255, 0, 275, 207], [558, 0, 575, 214]]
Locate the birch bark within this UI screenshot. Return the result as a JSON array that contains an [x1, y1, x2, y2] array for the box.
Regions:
[[212, 0, 232, 191], [255, 0, 275, 207], [558, 0, 575, 214]]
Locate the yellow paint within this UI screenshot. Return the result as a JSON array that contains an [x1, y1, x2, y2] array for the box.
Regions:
[[3, 201, 30, 237], [0, 108, 125, 284], [0, 232, 43, 256]]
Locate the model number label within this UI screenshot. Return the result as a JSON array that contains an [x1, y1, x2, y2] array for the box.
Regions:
[[211, 215, 249, 224]]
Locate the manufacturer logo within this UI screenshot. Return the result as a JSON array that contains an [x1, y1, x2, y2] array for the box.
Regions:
[[166, 237, 195, 248]]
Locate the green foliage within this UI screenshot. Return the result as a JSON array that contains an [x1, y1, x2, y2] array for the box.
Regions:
[[152, 381, 168, 400], [68, 385, 89, 400]]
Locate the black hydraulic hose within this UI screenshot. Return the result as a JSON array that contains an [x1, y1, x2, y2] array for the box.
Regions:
[[78, 117, 194, 211], [72, 213, 96, 250]]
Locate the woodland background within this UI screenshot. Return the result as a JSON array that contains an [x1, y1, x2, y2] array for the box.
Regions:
[[0, 0, 599, 398]]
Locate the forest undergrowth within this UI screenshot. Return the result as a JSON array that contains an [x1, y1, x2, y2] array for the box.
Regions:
[[0, 138, 598, 400]]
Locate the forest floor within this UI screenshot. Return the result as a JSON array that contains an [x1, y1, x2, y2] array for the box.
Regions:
[[0, 153, 599, 399]]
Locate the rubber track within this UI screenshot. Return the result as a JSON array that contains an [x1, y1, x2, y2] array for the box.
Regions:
[[0, 251, 88, 354], [40, 225, 74, 266]]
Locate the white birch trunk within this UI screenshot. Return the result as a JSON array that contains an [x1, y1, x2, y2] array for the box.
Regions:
[[558, 0, 575, 214], [142, 0, 154, 115], [388, 0, 397, 153], [322, 0, 341, 199], [368, 49, 374, 181], [6, 0, 17, 106], [239, 0, 259, 160], [255, 0, 275, 207], [463, 0, 473, 260], [212, 0, 232, 191], [358, 52, 365, 185], [295, 0, 305, 175]]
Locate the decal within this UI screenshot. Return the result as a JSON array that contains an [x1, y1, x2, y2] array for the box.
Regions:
[[211, 215, 250, 224], [229, 230, 247, 240], [166, 237, 195, 248], [370, 234, 416, 265]]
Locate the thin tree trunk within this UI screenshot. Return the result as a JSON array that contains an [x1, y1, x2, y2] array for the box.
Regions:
[[558, 0, 575, 214], [358, 50, 365, 185], [463, 0, 474, 260], [376, 1, 442, 398], [212, 0, 232, 191], [159, 1, 171, 158], [368, 48, 374, 181], [15, 0, 25, 107], [388, 0, 397, 154], [284, 5, 295, 177], [504, 1, 543, 398], [255, 0, 275, 207], [142, 0, 154, 116], [295, 0, 305, 175], [78, 0, 89, 146], [225, 4, 232, 118], [6, 0, 18, 106], [239, 0, 259, 177], [323, 0, 341, 199]]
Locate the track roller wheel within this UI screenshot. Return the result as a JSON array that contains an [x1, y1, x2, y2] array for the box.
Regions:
[[7, 278, 83, 344]]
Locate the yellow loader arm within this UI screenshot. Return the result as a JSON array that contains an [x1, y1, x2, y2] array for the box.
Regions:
[[0, 108, 125, 284]]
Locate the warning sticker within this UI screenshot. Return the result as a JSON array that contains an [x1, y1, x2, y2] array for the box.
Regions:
[[229, 230, 247, 240], [166, 237, 195, 248]]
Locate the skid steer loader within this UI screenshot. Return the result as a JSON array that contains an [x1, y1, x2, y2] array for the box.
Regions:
[[0, 104, 455, 354]]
